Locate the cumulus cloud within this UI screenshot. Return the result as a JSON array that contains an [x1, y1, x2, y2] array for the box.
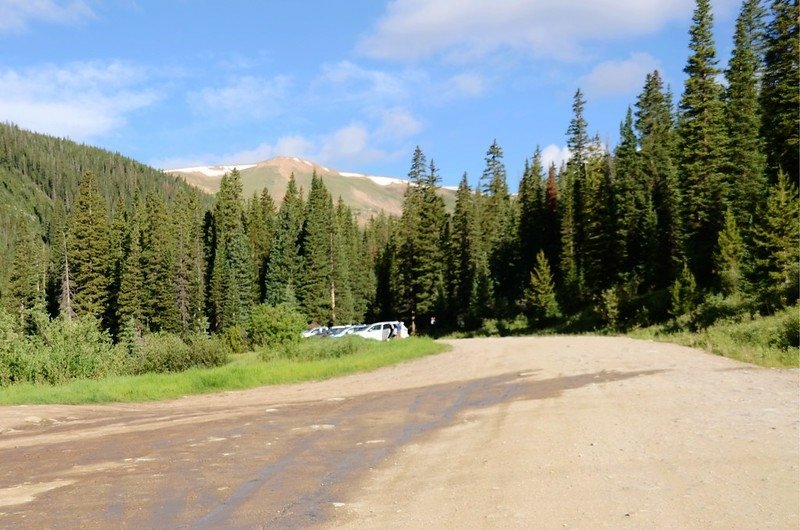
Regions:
[[0, 61, 158, 140], [541, 144, 571, 169], [358, 0, 739, 62], [0, 0, 95, 33], [374, 107, 422, 141], [161, 120, 406, 171], [581, 52, 660, 98], [188, 75, 292, 120]]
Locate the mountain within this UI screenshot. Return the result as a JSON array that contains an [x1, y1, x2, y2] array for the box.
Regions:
[[0, 122, 207, 293], [167, 156, 457, 222]]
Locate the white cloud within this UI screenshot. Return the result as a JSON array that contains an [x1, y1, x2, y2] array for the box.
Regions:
[[541, 144, 571, 169], [374, 107, 422, 141], [160, 120, 404, 171], [359, 0, 738, 62], [0, 61, 158, 140], [442, 72, 485, 98], [188, 75, 292, 119], [0, 0, 95, 33], [581, 52, 660, 98]]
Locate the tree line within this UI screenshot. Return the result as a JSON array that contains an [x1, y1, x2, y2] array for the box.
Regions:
[[1, 0, 798, 343]]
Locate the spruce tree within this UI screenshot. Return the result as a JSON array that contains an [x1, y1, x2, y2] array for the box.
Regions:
[[678, 0, 728, 285], [209, 169, 254, 330], [246, 189, 276, 302], [525, 250, 560, 325], [714, 207, 745, 296], [560, 90, 591, 303], [6, 225, 45, 330], [173, 188, 206, 333], [747, 171, 800, 310], [760, 0, 799, 181], [637, 71, 684, 288], [397, 149, 446, 332], [116, 217, 144, 332], [298, 172, 338, 324], [67, 171, 111, 322], [725, 0, 768, 228], [141, 192, 180, 333], [517, 150, 546, 287], [446, 173, 478, 326], [264, 174, 304, 307]]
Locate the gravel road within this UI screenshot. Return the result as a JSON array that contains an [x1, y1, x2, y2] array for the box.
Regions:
[[0, 336, 796, 529]]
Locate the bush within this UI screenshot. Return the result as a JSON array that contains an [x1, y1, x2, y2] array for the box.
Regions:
[[250, 303, 306, 359], [221, 325, 249, 354], [184, 333, 230, 368], [22, 316, 120, 385], [126, 332, 193, 375], [775, 307, 800, 350], [596, 287, 620, 330]]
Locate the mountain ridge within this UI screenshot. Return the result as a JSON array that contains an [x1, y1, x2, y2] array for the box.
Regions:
[[167, 156, 457, 222]]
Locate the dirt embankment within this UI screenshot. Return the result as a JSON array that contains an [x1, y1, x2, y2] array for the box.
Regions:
[[0, 336, 796, 528]]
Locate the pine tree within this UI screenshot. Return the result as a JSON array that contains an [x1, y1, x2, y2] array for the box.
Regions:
[[637, 71, 684, 288], [580, 153, 617, 296], [678, 0, 729, 285], [397, 149, 446, 332], [525, 250, 560, 325], [560, 90, 591, 303], [725, 0, 768, 228], [760, 0, 799, 181], [747, 171, 800, 310], [298, 172, 338, 324], [67, 171, 111, 322], [714, 207, 745, 296], [246, 189, 276, 302], [446, 173, 478, 326], [140, 192, 180, 333], [6, 225, 45, 330], [541, 164, 560, 275], [116, 216, 144, 332], [173, 188, 206, 333], [517, 150, 546, 288], [209, 169, 254, 330], [614, 107, 643, 276], [264, 174, 304, 307]]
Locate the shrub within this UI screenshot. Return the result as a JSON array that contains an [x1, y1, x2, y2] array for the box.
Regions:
[[596, 287, 620, 330], [250, 303, 306, 359], [128, 332, 192, 374], [23, 316, 120, 385], [184, 333, 230, 368], [221, 325, 249, 354], [775, 307, 800, 350]]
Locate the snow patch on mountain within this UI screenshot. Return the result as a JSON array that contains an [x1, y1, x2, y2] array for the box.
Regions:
[[167, 164, 256, 177], [339, 171, 407, 186]]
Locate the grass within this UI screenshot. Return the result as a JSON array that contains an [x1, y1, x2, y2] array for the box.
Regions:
[[628, 307, 799, 368], [0, 337, 448, 405]]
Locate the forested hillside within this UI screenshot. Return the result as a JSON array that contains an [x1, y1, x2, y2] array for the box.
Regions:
[[0, 122, 205, 295], [0, 0, 797, 386]]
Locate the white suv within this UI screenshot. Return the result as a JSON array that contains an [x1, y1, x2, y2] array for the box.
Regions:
[[355, 321, 408, 341]]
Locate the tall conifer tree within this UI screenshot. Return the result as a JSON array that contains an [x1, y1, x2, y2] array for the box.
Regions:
[[725, 0, 767, 228], [67, 171, 111, 322], [678, 0, 728, 285], [760, 0, 799, 181]]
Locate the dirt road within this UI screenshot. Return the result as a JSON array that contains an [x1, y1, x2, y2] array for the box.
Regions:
[[0, 337, 797, 529]]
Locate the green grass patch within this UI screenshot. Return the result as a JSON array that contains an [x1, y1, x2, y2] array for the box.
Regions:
[[0, 337, 447, 405], [628, 306, 799, 368]]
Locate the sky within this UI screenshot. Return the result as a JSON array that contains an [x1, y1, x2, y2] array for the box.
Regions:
[[1, 0, 743, 188]]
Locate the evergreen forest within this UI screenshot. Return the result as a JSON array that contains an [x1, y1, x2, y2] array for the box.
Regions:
[[0, 0, 797, 386]]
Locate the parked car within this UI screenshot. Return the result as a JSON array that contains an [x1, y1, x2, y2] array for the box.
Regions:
[[354, 321, 408, 341], [324, 325, 351, 338], [301, 326, 327, 338], [332, 324, 367, 338]]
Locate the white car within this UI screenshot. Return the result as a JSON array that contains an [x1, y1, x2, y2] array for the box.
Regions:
[[301, 326, 327, 338], [354, 321, 408, 341]]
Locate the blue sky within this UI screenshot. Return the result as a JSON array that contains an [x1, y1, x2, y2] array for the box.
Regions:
[[1, 0, 742, 188]]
